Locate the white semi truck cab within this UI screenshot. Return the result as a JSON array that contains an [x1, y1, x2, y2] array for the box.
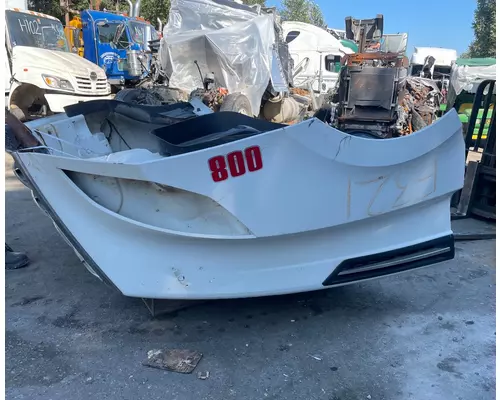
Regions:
[[409, 47, 458, 106], [5, 7, 114, 120], [409, 47, 458, 80]]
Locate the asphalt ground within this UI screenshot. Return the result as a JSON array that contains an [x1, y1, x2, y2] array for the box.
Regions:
[[5, 155, 496, 400]]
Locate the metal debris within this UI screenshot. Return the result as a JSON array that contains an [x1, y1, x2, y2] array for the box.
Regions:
[[290, 88, 310, 97], [189, 87, 229, 112], [397, 77, 442, 136], [142, 349, 203, 373], [318, 75, 442, 137], [308, 354, 322, 361]]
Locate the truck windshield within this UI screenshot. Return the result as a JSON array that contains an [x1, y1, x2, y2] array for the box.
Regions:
[[128, 21, 150, 45], [97, 22, 129, 49], [97, 22, 121, 43], [6, 10, 69, 52]]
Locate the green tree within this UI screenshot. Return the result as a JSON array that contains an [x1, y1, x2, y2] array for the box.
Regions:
[[279, 0, 326, 28], [280, 0, 309, 22], [465, 0, 496, 58], [308, 2, 325, 28], [28, 0, 63, 19], [139, 0, 170, 26], [29, 0, 170, 24]]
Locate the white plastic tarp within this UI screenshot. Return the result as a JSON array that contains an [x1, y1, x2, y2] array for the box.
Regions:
[[159, 0, 275, 116], [450, 63, 497, 95]]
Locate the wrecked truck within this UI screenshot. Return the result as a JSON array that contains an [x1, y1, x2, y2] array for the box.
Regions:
[[7, 90, 465, 299], [315, 15, 443, 138], [115, 0, 306, 123]]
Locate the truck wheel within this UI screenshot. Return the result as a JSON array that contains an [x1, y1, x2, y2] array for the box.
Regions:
[[115, 88, 162, 106], [220, 93, 252, 116]]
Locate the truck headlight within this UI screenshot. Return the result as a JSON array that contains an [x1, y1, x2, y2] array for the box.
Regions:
[[42, 75, 75, 92]]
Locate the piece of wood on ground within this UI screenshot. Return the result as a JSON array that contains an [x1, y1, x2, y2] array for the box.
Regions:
[[142, 349, 203, 373]]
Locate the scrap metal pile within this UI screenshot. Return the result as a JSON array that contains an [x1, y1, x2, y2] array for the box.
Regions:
[[117, 0, 302, 121], [189, 87, 229, 112], [315, 15, 442, 138], [158, 0, 283, 117], [396, 77, 442, 135], [319, 75, 442, 137]]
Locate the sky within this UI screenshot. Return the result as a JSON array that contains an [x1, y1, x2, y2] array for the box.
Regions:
[[268, 0, 477, 56]]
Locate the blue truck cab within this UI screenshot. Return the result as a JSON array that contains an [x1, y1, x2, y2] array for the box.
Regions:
[[78, 10, 157, 89]]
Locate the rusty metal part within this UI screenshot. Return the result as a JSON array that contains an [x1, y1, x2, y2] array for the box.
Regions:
[[190, 87, 229, 113], [342, 52, 409, 68], [290, 88, 310, 97], [395, 77, 442, 137]]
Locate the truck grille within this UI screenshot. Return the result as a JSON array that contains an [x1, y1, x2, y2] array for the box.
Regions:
[[75, 76, 109, 94]]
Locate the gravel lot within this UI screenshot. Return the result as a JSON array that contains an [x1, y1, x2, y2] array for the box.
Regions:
[[5, 155, 496, 400]]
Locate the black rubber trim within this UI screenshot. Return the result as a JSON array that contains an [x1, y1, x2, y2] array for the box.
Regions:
[[322, 234, 455, 286], [63, 99, 194, 120], [11, 153, 120, 293], [454, 233, 495, 241]]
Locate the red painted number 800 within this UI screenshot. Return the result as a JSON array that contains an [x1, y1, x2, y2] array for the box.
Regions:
[[208, 146, 263, 182]]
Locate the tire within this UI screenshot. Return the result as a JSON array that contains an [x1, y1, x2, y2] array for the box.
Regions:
[[114, 88, 163, 106], [219, 93, 253, 116]]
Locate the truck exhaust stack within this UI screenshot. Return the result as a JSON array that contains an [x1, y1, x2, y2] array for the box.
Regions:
[[133, 0, 141, 17], [126, 0, 133, 16]]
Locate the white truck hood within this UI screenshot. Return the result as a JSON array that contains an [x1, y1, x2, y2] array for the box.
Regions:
[[12, 46, 107, 79], [10, 46, 110, 97]]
